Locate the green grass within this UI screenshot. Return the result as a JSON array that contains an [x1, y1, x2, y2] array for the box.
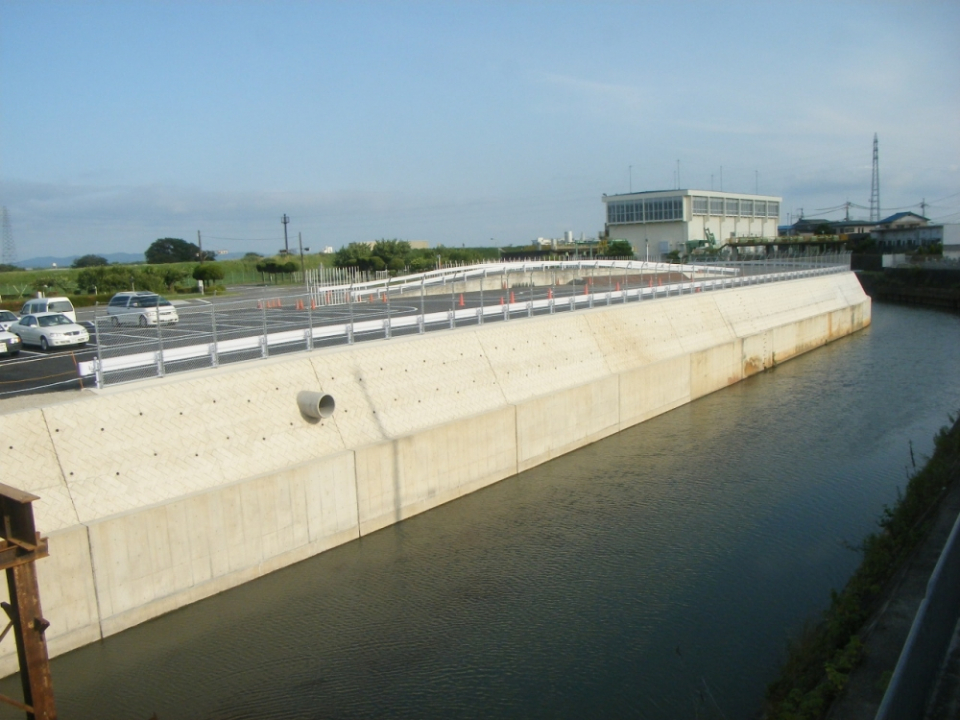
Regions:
[[0, 255, 339, 300]]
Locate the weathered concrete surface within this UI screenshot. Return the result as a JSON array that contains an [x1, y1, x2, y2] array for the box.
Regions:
[[0, 273, 870, 675]]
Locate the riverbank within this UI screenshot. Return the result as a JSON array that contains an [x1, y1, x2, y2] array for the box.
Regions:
[[764, 414, 960, 719], [856, 268, 960, 313]]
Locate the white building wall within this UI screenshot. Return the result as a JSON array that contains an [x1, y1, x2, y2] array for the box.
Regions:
[[603, 190, 782, 257]]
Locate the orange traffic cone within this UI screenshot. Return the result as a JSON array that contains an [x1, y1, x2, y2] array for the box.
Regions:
[[615, 282, 620, 291], [459, 294, 465, 307], [510, 291, 515, 303], [499, 296, 504, 305], [311, 299, 317, 310], [257, 300, 263, 309], [547, 288, 553, 299], [648, 278, 653, 288], [583, 285, 589, 295], [658, 277, 663, 287]]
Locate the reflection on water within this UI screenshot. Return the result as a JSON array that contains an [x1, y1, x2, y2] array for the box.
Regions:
[[2, 303, 959, 719]]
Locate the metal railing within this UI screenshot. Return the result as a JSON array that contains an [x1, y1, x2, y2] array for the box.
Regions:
[[74, 254, 851, 388]]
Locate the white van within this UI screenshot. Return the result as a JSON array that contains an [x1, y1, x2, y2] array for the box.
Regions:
[[20, 296, 77, 323]]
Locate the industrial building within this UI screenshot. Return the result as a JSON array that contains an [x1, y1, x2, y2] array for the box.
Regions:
[[603, 189, 782, 258]]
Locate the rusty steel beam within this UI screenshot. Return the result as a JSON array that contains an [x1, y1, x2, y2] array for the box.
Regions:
[[0, 483, 57, 720]]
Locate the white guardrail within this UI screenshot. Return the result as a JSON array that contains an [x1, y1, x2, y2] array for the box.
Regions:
[[77, 257, 850, 386]]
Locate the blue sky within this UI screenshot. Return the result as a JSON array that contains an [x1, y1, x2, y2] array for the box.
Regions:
[[2, 1, 958, 261]]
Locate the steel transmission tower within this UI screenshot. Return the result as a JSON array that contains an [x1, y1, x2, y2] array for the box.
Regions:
[[1, 206, 15, 265], [869, 134, 880, 222]]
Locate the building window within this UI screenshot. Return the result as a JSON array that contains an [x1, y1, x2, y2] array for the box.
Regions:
[[709, 198, 724, 215], [767, 201, 779, 218], [725, 198, 739, 216], [692, 196, 708, 215], [740, 200, 753, 217], [754, 201, 766, 217]]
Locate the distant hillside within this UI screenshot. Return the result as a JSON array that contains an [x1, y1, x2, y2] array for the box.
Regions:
[[14, 252, 145, 268]]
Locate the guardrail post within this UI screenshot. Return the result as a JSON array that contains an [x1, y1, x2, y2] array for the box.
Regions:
[[348, 284, 356, 344], [155, 306, 165, 377], [260, 297, 269, 357], [94, 316, 105, 387], [210, 304, 220, 367]]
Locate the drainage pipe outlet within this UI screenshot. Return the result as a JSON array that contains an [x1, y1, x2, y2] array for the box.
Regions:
[[297, 391, 335, 420]]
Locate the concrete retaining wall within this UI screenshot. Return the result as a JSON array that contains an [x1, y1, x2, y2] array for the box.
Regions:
[[0, 273, 870, 675]]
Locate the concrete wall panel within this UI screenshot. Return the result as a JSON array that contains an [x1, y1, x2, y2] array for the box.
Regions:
[[619, 356, 691, 428], [515, 376, 620, 472], [355, 406, 518, 535], [586, 303, 684, 371], [44, 359, 344, 523], [87, 452, 359, 637], [478, 317, 610, 404], [690, 341, 743, 400], [0, 409, 78, 532]]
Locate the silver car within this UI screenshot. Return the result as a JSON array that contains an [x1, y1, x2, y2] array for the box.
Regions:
[[10, 312, 89, 351], [106, 291, 179, 327], [0, 328, 21, 356], [0, 310, 18, 330]]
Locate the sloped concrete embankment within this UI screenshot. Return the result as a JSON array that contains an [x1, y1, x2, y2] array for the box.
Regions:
[[0, 273, 870, 676]]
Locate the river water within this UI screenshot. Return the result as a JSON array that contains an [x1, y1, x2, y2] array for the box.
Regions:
[[3, 302, 959, 720]]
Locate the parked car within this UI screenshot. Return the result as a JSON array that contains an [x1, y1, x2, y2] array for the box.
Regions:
[[0, 328, 22, 356], [20, 296, 77, 323], [106, 291, 179, 327], [10, 312, 89, 351], [0, 310, 18, 330]]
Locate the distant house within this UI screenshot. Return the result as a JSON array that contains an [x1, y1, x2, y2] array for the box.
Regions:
[[872, 213, 945, 250]]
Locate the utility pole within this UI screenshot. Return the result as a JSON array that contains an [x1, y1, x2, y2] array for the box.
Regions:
[[281, 214, 290, 254], [920, 198, 928, 218], [298, 232, 306, 278], [197, 230, 204, 264]]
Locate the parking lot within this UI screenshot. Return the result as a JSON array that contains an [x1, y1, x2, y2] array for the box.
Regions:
[[0, 275, 659, 397]]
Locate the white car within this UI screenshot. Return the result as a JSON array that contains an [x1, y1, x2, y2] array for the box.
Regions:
[[20, 296, 77, 323], [11, 312, 89, 351], [0, 328, 22, 356], [0, 310, 18, 330], [106, 291, 179, 327]]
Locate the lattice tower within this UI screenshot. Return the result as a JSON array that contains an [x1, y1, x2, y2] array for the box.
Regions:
[[1, 207, 15, 265], [869, 134, 880, 222]]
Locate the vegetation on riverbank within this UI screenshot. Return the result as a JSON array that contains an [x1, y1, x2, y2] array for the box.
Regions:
[[857, 268, 960, 312], [764, 414, 960, 719]]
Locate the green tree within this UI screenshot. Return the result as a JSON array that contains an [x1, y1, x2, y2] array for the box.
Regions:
[[159, 267, 188, 290], [0, 263, 20, 272], [333, 242, 372, 269], [604, 240, 634, 257], [146, 238, 213, 264], [71, 254, 109, 268], [192, 264, 225, 283]]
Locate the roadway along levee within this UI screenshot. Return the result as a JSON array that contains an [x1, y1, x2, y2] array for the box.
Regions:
[[0, 273, 871, 675]]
